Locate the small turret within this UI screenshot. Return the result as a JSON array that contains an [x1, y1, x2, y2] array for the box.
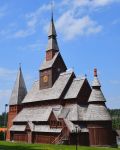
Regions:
[[85, 68, 111, 120], [88, 68, 105, 103], [84, 69, 112, 146]]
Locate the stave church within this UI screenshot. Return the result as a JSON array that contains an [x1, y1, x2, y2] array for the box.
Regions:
[[6, 14, 117, 146]]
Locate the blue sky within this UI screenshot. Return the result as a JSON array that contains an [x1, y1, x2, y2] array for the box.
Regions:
[[0, 0, 120, 113]]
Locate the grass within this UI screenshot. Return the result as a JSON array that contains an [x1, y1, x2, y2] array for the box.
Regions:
[[0, 141, 119, 150]]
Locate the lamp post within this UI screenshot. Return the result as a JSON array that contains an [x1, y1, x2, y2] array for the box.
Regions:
[[4, 104, 8, 140], [75, 125, 78, 150]]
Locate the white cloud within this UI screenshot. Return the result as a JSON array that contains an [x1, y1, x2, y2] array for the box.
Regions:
[[26, 4, 51, 27], [1, 0, 119, 40], [18, 40, 45, 51], [56, 11, 102, 40], [0, 4, 51, 39], [13, 28, 35, 38], [53, 0, 120, 40], [64, 0, 120, 8], [92, 0, 120, 7], [13, 4, 51, 38]]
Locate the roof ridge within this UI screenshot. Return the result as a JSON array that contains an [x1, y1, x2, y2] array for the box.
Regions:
[[60, 69, 74, 76]]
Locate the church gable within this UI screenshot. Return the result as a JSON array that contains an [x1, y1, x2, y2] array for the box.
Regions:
[[64, 77, 91, 104], [25, 121, 34, 132], [25, 123, 31, 132], [77, 78, 91, 104], [49, 111, 60, 128], [39, 52, 67, 90]]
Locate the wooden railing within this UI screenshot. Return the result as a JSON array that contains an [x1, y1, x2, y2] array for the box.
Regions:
[[52, 127, 68, 144], [55, 134, 67, 144], [51, 133, 62, 144]]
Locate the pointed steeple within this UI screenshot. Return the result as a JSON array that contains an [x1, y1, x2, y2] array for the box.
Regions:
[[46, 13, 59, 52], [89, 68, 105, 103], [9, 65, 27, 105], [92, 68, 101, 87], [48, 15, 57, 37], [84, 68, 111, 121]]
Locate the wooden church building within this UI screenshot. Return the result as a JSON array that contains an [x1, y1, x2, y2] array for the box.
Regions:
[[6, 15, 116, 146]]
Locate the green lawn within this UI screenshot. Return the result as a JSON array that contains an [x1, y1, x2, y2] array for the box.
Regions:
[[0, 142, 119, 150]]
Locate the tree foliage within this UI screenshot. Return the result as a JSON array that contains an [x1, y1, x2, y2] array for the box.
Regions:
[[108, 109, 120, 130], [0, 113, 8, 127]]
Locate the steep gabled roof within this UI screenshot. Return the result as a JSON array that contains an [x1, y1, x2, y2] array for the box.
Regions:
[[9, 67, 27, 106], [59, 104, 87, 121], [64, 77, 85, 99], [40, 52, 66, 71], [13, 106, 53, 122], [22, 70, 74, 103]]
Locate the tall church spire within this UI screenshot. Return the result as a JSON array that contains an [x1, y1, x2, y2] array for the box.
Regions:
[[9, 65, 27, 105], [39, 6, 67, 90], [48, 13, 56, 37], [46, 8, 59, 53]]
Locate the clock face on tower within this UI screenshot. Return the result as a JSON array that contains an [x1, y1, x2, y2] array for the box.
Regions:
[[43, 75, 49, 83]]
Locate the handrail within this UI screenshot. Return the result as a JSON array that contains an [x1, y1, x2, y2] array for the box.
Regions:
[[52, 127, 68, 144], [55, 134, 67, 144], [51, 133, 61, 144]]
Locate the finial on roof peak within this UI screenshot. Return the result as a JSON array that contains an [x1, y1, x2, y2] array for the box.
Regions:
[[19, 63, 21, 69], [51, 0, 54, 21], [94, 68, 97, 77], [92, 68, 101, 87]]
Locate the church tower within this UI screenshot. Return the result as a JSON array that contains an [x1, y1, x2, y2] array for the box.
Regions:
[[84, 69, 112, 146], [39, 15, 67, 89], [6, 66, 27, 140]]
